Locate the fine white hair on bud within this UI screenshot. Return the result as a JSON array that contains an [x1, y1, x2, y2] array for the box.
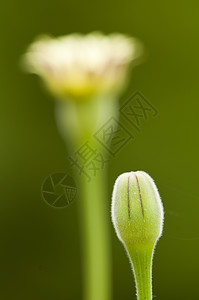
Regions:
[[22, 32, 143, 100], [111, 171, 164, 300]]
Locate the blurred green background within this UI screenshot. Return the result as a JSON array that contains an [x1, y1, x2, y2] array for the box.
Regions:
[[0, 0, 199, 299]]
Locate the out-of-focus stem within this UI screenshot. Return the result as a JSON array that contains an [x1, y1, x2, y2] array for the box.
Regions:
[[55, 98, 118, 300], [78, 164, 111, 300]]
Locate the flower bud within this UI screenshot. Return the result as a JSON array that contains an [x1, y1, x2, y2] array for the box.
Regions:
[[111, 171, 164, 300], [112, 171, 163, 247]]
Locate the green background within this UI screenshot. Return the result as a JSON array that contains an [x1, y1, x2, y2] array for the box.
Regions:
[[0, 0, 199, 299]]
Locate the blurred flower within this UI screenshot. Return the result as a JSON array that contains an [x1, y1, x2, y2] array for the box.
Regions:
[[22, 32, 143, 100]]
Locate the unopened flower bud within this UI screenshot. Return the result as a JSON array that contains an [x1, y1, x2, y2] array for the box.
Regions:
[[112, 171, 164, 300]]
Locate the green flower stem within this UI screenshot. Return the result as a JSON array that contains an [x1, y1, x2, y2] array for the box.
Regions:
[[78, 164, 111, 300], [127, 244, 154, 300], [56, 98, 118, 300]]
